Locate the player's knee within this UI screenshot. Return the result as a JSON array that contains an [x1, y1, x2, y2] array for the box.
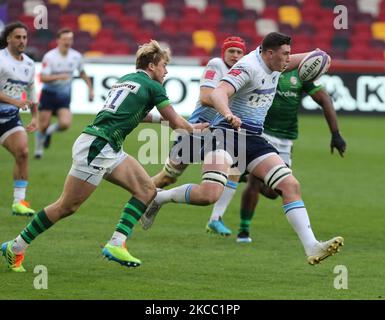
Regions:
[[205, 187, 222, 204], [15, 145, 29, 163], [59, 201, 80, 217], [135, 180, 156, 203], [287, 177, 301, 196], [59, 122, 71, 131], [277, 176, 301, 199], [264, 165, 292, 190], [147, 183, 157, 201], [39, 122, 50, 132]]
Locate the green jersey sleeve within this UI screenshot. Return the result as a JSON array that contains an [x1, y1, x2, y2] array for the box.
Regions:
[[303, 81, 322, 96], [152, 81, 170, 110]]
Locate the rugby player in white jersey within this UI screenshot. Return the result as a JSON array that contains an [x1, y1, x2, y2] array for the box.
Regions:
[[143, 32, 343, 265], [0, 22, 38, 216], [146, 37, 247, 236], [34, 28, 94, 159]]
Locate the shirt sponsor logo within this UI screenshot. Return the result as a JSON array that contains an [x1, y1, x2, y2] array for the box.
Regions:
[[290, 76, 297, 85], [113, 81, 140, 93], [204, 70, 216, 80], [277, 90, 297, 98], [228, 69, 242, 76]]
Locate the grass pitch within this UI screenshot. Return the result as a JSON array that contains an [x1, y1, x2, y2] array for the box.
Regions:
[[0, 114, 384, 299]]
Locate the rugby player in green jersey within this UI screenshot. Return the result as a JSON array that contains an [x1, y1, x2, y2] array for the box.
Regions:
[[236, 69, 346, 243], [1, 40, 208, 272]]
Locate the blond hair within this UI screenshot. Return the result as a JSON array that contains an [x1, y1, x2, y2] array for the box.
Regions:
[[136, 40, 171, 70]]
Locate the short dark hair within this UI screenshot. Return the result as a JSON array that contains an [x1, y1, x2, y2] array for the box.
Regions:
[[261, 32, 291, 51], [0, 21, 28, 49], [57, 27, 73, 38]]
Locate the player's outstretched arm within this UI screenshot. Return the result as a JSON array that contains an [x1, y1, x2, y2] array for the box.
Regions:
[[199, 87, 214, 107], [40, 73, 71, 82], [286, 52, 312, 71], [80, 70, 94, 102], [158, 105, 209, 133], [310, 89, 346, 157], [286, 49, 331, 72], [141, 113, 162, 123]]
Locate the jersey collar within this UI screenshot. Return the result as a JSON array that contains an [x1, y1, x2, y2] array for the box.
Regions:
[[255, 46, 273, 74], [137, 69, 151, 78], [5, 47, 24, 63]]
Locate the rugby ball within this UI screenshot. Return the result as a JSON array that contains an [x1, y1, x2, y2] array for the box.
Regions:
[[298, 50, 331, 82]]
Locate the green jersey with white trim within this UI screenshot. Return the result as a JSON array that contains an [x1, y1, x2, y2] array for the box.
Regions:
[[263, 69, 321, 140], [83, 71, 170, 151]]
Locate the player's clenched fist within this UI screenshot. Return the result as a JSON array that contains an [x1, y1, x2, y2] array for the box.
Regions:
[[225, 114, 242, 130]]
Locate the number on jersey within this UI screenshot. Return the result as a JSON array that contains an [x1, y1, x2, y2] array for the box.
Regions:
[[103, 81, 141, 112]]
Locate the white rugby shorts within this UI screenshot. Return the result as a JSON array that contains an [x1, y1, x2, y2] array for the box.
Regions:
[[261, 132, 293, 167], [69, 133, 128, 185]]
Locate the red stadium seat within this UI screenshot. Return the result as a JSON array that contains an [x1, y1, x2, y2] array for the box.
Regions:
[[225, 0, 244, 10], [178, 18, 199, 34], [237, 19, 257, 33], [108, 46, 131, 55], [119, 18, 140, 34], [368, 49, 385, 61], [182, 7, 201, 19], [18, 14, 35, 31], [94, 29, 115, 42], [189, 46, 210, 58], [160, 19, 179, 35], [59, 14, 77, 24], [103, 2, 124, 16], [132, 31, 154, 45], [262, 7, 278, 20], [196, 19, 220, 32], [204, 5, 222, 19], [302, 0, 321, 10]]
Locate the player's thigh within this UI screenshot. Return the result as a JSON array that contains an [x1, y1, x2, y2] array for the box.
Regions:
[[2, 129, 28, 157], [105, 155, 155, 198], [202, 149, 232, 175]]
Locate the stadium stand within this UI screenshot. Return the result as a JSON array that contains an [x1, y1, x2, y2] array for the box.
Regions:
[[0, 0, 384, 62]]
